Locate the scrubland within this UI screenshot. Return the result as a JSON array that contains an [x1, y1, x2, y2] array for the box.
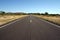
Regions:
[[0, 15, 27, 25], [35, 15, 60, 25]]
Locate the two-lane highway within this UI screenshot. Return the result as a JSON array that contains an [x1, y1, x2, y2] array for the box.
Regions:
[[0, 15, 60, 40]]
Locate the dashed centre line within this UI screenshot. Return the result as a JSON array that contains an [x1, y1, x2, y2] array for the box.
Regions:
[[30, 20, 32, 23]]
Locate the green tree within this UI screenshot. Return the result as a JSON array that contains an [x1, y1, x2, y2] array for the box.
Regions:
[[0, 11, 5, 15], [45, 12, 48, 15]]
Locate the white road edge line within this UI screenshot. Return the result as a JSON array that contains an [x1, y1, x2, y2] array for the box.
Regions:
[[40, 18, 60, 28], [0, 19, 21, 28]]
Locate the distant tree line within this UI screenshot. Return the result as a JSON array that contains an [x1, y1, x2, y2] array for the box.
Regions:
[[0, 11, 60, 16], [40, 12, 60, 16], [27, 13, 40, 15], [27, 12, 60, 16], [0, 11, 27, 15]]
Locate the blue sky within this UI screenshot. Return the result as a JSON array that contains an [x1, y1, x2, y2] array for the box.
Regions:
[[0, 0, 60, 14]]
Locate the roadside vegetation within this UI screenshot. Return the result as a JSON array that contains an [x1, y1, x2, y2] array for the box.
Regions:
[[0, 11, 60, 26], [0, 11, 27, 25], [34, 12, 60, 25]]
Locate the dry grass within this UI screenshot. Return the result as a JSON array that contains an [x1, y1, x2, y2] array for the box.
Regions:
[[35, 15, 60, 25], [0, 15, 27, 25]]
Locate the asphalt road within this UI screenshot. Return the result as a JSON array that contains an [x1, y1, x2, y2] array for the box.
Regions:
[[0, 15, 60, 40]]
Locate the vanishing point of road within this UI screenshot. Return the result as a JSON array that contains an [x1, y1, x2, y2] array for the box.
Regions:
[[0, 15, 60, 40]]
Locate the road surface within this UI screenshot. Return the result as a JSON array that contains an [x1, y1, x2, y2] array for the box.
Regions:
[[0, 15, 60, 40]]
